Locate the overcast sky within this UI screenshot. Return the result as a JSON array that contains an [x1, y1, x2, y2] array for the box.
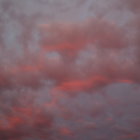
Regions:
[[0, 0, 140, 140]]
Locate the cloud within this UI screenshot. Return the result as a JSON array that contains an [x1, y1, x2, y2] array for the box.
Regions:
[[0, 0, 140, 140], [0, 101, 54, 140]]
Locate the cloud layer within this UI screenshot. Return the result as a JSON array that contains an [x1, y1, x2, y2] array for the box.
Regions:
[[0, 0, 140, 139]]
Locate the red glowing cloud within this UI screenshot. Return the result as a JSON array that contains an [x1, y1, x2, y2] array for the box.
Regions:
[[0, 0, 140, 140]]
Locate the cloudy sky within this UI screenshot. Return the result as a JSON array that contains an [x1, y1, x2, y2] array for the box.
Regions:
[[0, 0, 140, 140]]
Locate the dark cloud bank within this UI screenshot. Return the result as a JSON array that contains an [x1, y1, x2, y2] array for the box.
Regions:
[[0, 0, 140, 140]]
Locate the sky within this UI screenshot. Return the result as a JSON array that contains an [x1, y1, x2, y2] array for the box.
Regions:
[[0, 0, 140, 140]]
